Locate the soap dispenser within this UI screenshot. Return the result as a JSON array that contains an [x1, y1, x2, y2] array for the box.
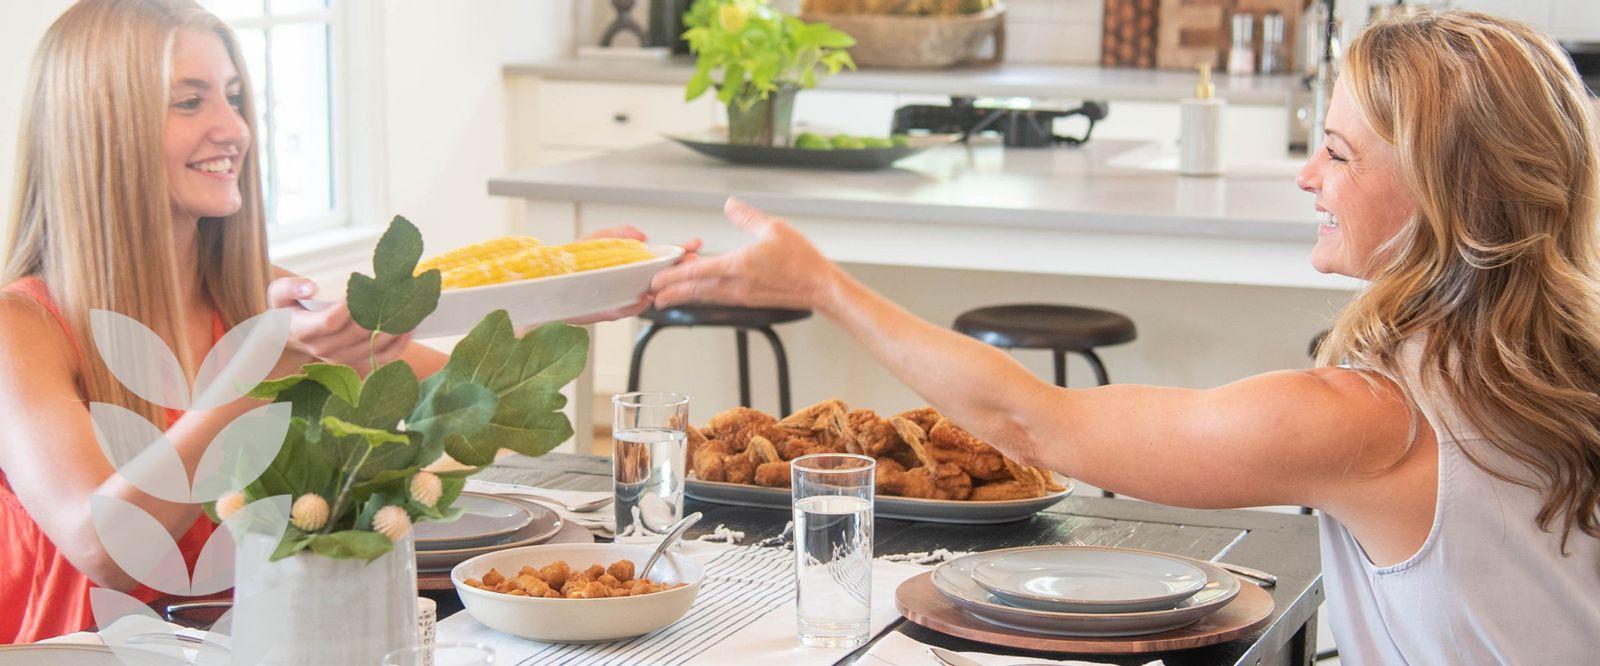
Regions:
[[1179, 62, 1225, 176]]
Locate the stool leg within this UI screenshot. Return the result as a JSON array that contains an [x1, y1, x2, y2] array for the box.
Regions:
[[1081, 349, 1111, 386], [1052, 350, 1068, 388], [755, 326, 793, 417], [736, 329, 752, 408], [626, 322, 663, 392]]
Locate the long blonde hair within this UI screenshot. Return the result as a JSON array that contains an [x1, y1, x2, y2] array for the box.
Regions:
[[2, 0, 271, 426], [1318, 10, 1600, 548]]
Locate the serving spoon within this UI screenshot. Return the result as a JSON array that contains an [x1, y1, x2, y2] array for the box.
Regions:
[[639, 511, 702, 579]]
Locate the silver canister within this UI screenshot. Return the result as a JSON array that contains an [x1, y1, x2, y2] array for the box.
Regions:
[[1261, 11, 1288, 74], [1228, 13, 1256, 76]]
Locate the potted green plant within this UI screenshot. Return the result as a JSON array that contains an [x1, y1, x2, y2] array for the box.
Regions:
[[216, 216, 587, 664], [683, 0, 856, 146]]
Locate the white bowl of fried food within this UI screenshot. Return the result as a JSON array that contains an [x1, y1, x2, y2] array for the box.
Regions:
[[410, 237, 685, 339], [452, 543, 702, 643], [689, 399, 1068, 501]]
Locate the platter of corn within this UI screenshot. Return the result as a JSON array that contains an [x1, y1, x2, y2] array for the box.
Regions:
[[403, 236, 681, 338]]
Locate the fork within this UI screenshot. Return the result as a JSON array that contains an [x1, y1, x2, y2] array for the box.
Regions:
[[512, 492, 612, 513]]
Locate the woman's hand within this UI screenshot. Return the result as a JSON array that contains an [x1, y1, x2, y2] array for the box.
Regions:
[[650, 198, 840, 312], [560, 225, 704, 325], [267, 277, 411, 373]]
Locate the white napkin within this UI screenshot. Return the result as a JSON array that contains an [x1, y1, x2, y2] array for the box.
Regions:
[[435, 541, 927, 666], [464, 479, 614, 537], [860, 632, 1167, 666]]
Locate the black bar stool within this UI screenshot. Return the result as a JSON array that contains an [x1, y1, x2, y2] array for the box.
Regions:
[[626, 305, 811, 416], [954, 304, 1137, 497]]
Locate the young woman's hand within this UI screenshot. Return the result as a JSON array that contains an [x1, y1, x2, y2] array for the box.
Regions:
[[559, 225, 703, 325], [267, 277, 411, 373], [649, 198, 839, 312]]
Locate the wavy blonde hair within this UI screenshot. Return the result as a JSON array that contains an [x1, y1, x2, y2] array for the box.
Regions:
[[2, 0, 271, 426], [1318, 10, 1600, 548]]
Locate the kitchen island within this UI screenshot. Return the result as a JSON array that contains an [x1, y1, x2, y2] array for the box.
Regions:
[[490, 140, 1354, 455]]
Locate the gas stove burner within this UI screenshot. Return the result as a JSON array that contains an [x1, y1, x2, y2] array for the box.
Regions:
[[891, 97, 1109, 148]]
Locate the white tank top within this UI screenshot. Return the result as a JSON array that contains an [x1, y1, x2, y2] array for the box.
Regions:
[[1319, 346, 1600, 663]]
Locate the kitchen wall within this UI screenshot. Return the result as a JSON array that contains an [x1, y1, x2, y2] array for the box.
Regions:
[[0, 0, 76, 246]]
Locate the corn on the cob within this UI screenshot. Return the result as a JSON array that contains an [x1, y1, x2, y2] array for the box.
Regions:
[[437, 245, 578, 289], [554, 238, 656, 272], [415, 236, 543, 276]]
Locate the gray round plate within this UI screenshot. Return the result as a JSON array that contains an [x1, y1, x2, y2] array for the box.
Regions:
[[415, 493, 534, 549], [971, 548, 1206, 613], [417, 494, 563, 572], [666, 131, 960, 170], [684, 474, 1072, 524], [931, 546, 1240, 637]]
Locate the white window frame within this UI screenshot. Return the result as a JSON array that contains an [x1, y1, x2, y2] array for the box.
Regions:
[[217, 1, 389, 269]]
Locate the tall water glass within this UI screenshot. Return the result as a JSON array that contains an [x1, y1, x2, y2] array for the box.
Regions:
[[380, 642, 494, 666], [791, 453, 876, 649], [612, 392, 689, 543]]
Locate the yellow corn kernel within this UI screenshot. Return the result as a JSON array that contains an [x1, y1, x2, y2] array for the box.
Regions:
[[416, 236, 543, 276], [437, 245, 577, 289], [554, 238, 656, 272]]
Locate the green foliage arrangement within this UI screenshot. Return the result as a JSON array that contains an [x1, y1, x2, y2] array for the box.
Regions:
[[224, 217, 588, 562], [683, 0, 856, 111]]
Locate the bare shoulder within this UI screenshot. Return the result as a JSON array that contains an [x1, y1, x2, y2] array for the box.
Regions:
[[0, 292, 78, 389]]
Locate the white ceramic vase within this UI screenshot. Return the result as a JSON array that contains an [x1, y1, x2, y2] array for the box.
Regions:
[[230, 532, 418, 665]]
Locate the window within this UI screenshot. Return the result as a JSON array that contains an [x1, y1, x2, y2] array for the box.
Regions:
[[202, 0, 344, 240]]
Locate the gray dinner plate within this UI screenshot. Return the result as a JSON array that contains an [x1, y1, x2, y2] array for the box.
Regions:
[[415, 493, 534, 550], [417, 494, 563, 572], [684, 475, 1072, 524], [0, 644, 189, 665], [665, 130, 960, 170], [972, 548, 1207, 613], [931, 546, 1240, 637]]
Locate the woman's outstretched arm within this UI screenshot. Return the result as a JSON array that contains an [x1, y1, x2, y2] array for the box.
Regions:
[[652, 200, 1419, 511]]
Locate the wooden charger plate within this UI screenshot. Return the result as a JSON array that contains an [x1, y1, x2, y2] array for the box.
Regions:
[[894, 571, 1273, 654], [417, 516, 595, 591]]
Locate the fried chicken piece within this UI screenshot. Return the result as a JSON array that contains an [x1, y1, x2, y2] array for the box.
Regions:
[[970, 458, 1048, 501], [777, 399, 848, 429], [582, 563, 606, 580], [1036, 466, 1066, 492], [879, 418, 972, 500], [709, 407, 779, 453], [748, 435, 791, 488], [538, 560, 569, 589], [686, 424, 710, 472], [778, 434, 839, 460], [515, 573, 555, 597], [926, 418, 1009, 481], [895, 407, 942, 436], [852, 409, 919, 467], [778, 399, 860, 454], [692, 439, 756, 484], [566, 580, 613, 599], [607, 559, 635, 583]]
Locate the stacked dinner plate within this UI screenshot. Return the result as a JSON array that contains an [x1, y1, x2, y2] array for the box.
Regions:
[[931, 545, 1241, 637], [414, 492, 565, 572]]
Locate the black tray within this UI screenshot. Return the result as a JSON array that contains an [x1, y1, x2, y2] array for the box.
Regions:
[[667, 131, 958, 170]]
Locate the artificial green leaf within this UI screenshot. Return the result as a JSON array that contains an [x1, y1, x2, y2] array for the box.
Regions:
[[354, 361, 420, 429], [322, 415, 410, 449], [308, 530, 395, 562], [302, 363, 362, 408], [436, 476, 467, 514], [269, 527, 314, 561], [355, 492, 388, 531], [278, 380, 333, 428], [451, 409, 573, 466], [248, 373, 307, 400], [246, 418, 335, 500], [346, 216, 442, 335], [409, 380, 497, 461]]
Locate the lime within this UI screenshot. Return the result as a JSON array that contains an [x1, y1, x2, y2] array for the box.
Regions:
[[830, 135, 865, 150], [795, 133, 833, 150], [891, 134, 911, 147], [860, 137, 894, 149]]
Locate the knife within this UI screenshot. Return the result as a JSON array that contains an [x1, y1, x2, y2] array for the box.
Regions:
[[928, 647, 985, 666], [1213, 561, 1278, 587]]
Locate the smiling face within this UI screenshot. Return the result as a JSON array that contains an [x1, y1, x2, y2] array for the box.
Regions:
[[164, 27, 249, 225], [1296, 84, 1418, 278]]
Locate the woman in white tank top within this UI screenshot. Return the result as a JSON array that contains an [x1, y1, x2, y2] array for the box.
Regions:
[[648, 9, 1600, 663]]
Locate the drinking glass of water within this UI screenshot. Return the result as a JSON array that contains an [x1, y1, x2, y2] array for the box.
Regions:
[[791, 453, 876, 649], [380, 642, 494, 666], [611, 392, 689, 544]]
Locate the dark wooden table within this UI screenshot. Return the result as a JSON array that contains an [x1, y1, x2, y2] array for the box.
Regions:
[[449, 453, 1324, 666]]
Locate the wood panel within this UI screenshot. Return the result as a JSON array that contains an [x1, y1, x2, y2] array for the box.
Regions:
[[1102, 0, 1162, 68]]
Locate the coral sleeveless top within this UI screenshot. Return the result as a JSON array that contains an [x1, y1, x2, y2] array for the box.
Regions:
[[0, 277, 224, 644]]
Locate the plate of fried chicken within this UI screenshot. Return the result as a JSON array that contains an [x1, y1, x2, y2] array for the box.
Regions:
[[686, 400, 1073, 524]]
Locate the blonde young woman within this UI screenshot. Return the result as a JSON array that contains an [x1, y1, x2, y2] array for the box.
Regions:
[[0, 0, 666, 643], [652, 11, 1600, 662]]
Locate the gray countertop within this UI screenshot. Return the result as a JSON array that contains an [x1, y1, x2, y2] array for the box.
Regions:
[[488, 139, 1318, 243], [507, 57, 1306, 106]]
